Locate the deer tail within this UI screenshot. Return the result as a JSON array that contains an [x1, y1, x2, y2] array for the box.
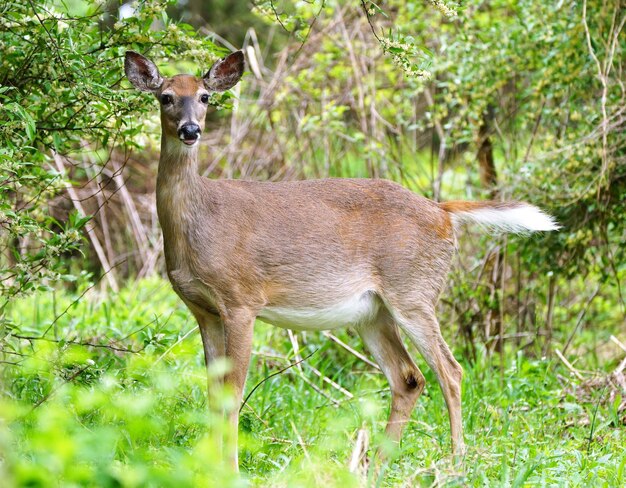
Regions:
[[439, 200, 559, 233]]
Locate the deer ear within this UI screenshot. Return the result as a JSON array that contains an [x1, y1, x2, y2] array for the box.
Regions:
[[203, 51, 244, 91], [125, 51, 163, 92]]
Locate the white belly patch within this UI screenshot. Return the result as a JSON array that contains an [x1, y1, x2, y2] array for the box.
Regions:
[[258, 291, 380, 331]]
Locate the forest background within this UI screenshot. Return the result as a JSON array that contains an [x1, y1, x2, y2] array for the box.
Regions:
[[1, 0, 625, 486]]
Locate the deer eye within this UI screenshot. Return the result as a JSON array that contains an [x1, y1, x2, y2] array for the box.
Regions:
[[200, 94, 209, 104], [161, 94, 173, 105]]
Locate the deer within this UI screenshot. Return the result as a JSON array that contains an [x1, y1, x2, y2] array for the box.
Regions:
[[124, 49, 558, 469]]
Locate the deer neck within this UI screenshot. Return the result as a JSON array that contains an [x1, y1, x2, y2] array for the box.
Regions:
[[156, 136, 204, 253], [157, 136, 201, 191]]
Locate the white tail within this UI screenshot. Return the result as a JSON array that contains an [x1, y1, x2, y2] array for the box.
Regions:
[[440, 201, 559, 233]]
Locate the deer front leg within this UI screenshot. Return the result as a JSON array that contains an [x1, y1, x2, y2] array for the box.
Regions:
[[221, 308, 255, 470], [194, 308, 226, 458], [195, 308, 225, 389], [195, 306, 254, 470]]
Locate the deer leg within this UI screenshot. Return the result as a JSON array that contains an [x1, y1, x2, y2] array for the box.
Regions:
[[395, 307, 465, 456], [193, 308, 226, 457], [194, 308, 226, 405], [221, 308, 255, 470], [357, 311, 425, 444], [196, 309, 225, 370]]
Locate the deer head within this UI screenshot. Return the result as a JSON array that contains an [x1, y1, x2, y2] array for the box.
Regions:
[[124, 50, 244, 146]]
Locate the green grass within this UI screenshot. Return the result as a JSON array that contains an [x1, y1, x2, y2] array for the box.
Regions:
[[1, 277, 625, 486]]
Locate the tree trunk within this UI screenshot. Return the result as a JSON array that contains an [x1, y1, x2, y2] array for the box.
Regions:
[[476, 107, 498, 197], [476, 107, 504, 356]]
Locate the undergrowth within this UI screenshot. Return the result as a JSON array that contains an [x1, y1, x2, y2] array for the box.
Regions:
[[1, 277, 624, 487]]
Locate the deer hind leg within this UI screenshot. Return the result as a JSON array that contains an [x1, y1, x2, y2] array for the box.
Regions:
[[392, 305, 465, 456], [357, 310, 425, 443]]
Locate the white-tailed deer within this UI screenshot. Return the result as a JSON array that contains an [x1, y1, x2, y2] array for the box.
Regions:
[[125, 50, 558, 468]]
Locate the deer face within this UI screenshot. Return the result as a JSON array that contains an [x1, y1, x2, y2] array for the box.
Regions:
[[125, 51, 244, 147]]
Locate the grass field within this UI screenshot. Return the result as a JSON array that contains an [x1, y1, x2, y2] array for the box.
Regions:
[[1, 278, 625, 487]]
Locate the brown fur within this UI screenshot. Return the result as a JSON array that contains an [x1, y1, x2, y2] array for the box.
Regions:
[[439, 200, 523, 213]]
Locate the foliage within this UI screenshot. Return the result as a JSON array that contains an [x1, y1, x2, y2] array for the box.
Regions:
[[1, 279, 625, 486], [419, 0, 625, 280], [0, 0, 229, 338]]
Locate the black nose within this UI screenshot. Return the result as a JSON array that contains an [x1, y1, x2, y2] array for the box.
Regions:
[[178, 123, 201, 141]]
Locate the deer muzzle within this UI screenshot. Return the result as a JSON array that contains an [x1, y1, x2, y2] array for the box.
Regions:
[[178, 123, 201, 145]]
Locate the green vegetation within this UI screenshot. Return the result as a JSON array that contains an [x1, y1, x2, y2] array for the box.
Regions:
[[2, 279, 625, 486], [1, 0, 625, 486]]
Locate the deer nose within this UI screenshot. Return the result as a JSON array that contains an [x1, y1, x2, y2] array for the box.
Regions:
[[178, 123, 201, 145]]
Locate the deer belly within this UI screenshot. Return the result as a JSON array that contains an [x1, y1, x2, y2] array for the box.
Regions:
[[258, 291, 380, 331]]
